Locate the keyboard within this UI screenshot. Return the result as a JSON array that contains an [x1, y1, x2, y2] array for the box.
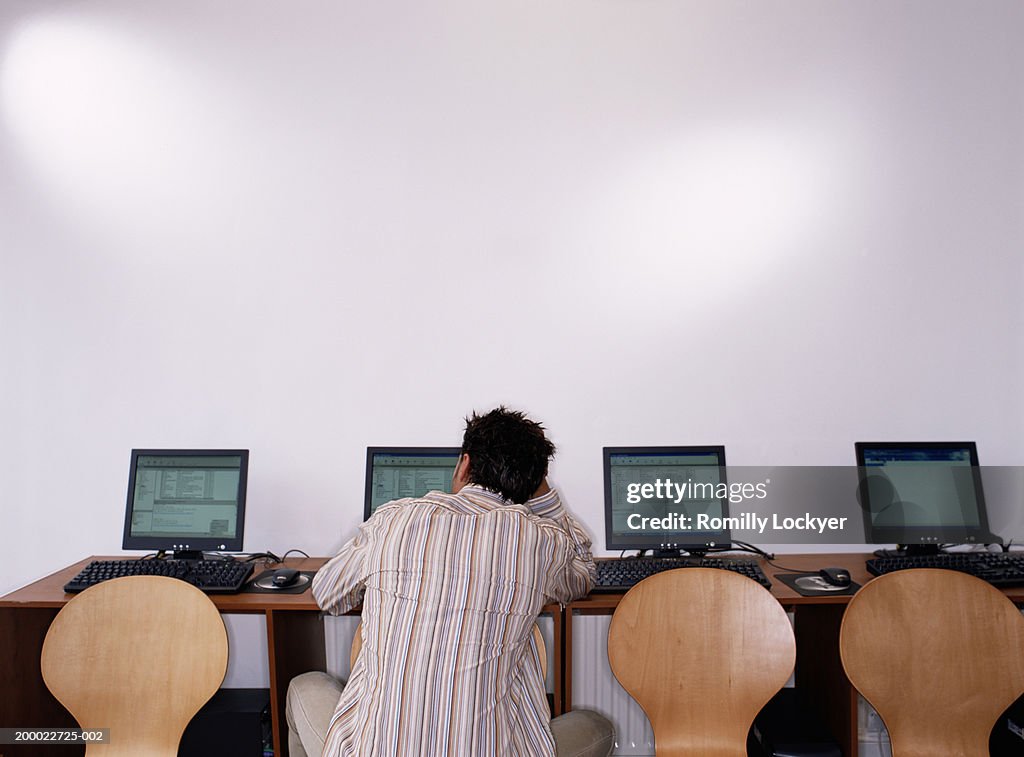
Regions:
[[64, 558, 255, 594], [866, 552, 1024, 587], [593, 557, 771, 592]]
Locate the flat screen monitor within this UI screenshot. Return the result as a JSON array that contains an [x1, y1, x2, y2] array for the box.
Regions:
[[364, 447, 461, 519], [604, 446, 729, 555], [122, 449, 249, 555], [855, 441, 992, 548]]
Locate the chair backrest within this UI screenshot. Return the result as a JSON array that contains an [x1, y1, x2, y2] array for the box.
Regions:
[[839, 568, 1024, 757], [350, 620, 547, 678], [41, 575, 228, 757], [608, 568, 795, 757]]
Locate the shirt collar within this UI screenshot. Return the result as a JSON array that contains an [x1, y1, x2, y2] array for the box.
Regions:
[[454, 483, 529, 513]]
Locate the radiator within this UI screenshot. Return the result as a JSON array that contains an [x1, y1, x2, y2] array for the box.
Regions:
[[570, 613, 656, 755]]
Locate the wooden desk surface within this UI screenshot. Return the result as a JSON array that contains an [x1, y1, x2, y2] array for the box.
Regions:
[[8, 552, 1024, 611], [0, 556, 329, 612], [15, 546, 1020, 619], [0, 555, 570, 615], [570, 552, 1024, 610]]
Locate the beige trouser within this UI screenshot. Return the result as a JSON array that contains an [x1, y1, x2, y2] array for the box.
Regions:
[[286, 671, 615, 757]]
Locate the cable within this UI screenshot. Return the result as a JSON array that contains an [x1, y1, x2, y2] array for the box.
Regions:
[[610, 550, 646, 561], [235, 549, 311, 566], [765, 558, 817, 574], [726, 540, 775, 560], [877, 725, 891, 757], [704, 541, 775, 560], [719, 544, 820, 574], [202, 552, 238, 562]]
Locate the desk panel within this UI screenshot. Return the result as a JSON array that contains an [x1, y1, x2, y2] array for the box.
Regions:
[[1, 556, 563, 755], [11, 552, 1021, 757], [0, 556, 327, 757], [567, 554, 876, 757]]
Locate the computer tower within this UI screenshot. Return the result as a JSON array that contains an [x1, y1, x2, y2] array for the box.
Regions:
[[990, 694, 1024, 756], [749, 688, 842, 757], [178, 688, 271, 757]]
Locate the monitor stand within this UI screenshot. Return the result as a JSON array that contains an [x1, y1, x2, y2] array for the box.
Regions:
[[873, 544, 943, 558], [652, 548, 708, 559], [169, 550, 206, 561]]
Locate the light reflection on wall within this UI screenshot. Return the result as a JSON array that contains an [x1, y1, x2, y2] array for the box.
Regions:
[[546, 121, 856, 317], [1, 14, 229, 239]]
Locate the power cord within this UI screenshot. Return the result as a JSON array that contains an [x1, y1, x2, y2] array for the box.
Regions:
[[239, 549, 312, 566], [720, 540, 775, 560], [765, 558, 818, 574]]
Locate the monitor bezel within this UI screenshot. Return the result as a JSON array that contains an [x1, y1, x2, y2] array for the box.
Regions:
[[855, 440, 992, 546], [363, 446, 462, 520], [122, 448, 249, 553], [603, 445, 730, 553]]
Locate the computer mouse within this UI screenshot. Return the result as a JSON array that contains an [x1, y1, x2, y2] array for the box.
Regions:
[[819, 566, 852, 588], [272, 568, 301, 588]]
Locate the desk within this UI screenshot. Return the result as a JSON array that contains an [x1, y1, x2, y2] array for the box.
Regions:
[[0, 556, 564, 757], [570, 554, 1024, 757], [0, 556, 328, 757], [8, 554, 1023, 757]]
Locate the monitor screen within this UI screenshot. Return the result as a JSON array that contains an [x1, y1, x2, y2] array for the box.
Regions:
[[855, 441, 991, 546], [122, 449, 249, 553], [604, 446, 729, 554], [364, 447, 461, 519]]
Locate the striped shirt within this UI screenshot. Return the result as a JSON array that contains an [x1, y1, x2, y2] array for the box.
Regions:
[[312, 484, 596, 756]]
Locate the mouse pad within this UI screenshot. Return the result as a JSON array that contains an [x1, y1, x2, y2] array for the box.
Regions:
[[244, 570, 317, 594], [776, 573, 861, 597]]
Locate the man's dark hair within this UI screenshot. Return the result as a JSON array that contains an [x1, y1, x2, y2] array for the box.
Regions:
[[461, 407, 555, 504]]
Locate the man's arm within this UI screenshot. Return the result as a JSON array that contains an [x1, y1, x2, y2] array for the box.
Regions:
[[312, 517, 378, 615], [527, 487, 596, 603]]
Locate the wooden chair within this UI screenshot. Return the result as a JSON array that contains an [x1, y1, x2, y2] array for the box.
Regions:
[[350, 620, 547, 677], [41, 575, 228, 756], [839, 568, 1024, 757], [607, 568, 795, 757]]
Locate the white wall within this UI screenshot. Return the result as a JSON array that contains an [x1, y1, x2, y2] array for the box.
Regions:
[[2, 0, 1022, 683]]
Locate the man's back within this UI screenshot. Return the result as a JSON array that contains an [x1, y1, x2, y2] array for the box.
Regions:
[[313, 485, 594, 756]]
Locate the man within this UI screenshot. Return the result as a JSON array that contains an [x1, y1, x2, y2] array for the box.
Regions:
[[287, 407, 613, 756]]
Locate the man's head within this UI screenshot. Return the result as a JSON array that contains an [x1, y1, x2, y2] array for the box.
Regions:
[[452, 407, 555, 504]]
